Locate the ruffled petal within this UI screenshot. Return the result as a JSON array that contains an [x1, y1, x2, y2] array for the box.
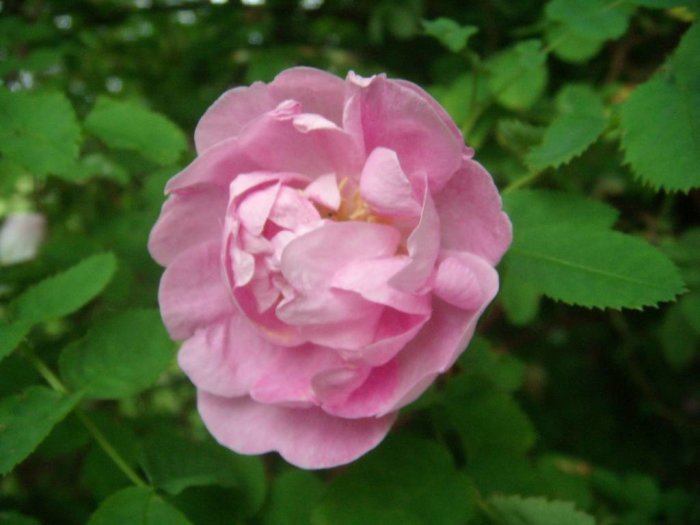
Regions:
[[359, 147, 422, 217], [388, 187, 440, 292], [158, 241, 233, 340], [434, 159, 513, 265], [149, 186, 227, 266], [197, 392, 397, 469], [349, 74, 463, 193], [433, 256, 484, 310]]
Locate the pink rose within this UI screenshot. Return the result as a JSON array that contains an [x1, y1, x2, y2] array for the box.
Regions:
[[149, 67, 511, 469]]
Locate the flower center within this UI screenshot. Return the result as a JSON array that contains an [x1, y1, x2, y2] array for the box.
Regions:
[[319, 178, 382, 223]]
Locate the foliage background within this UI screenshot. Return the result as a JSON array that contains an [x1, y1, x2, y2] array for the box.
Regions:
[[1, 0, 699, 523]]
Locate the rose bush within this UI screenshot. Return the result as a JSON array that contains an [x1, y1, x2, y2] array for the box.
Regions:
[[149, 67, 511, 469]]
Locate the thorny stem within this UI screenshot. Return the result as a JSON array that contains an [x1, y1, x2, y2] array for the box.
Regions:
[[22, 346, 149, 488]]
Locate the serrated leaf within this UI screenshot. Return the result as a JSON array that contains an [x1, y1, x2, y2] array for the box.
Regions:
[[12, 252, 117, 326], [433, 73, 490, 126], [312, 436, 473, 525], [488, 40, 548, 110], [140, 432, 266, 515], [59, 309, 174, 399], [0, 321, 30, 365], [545, 0, 631, 42], [0, 386, 82, 475], [422, 18, 478, 53], [509, 225, 685, 309], [504, 189, 619, 230], [497, 119, 546, 157], [621, 24, 700, 191], [86, 487, 192, 525], [262, 470, 324, 525], [0, 88, 81, 178], [490, 495, 595, 525], [84, 96, 187, 166], [527, 85, 607, 171]]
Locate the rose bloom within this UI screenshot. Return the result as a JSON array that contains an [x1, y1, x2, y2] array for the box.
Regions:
[[149, 67, 511, 469]]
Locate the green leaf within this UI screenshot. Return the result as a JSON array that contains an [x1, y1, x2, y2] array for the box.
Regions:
[[263, 470, 324, 525], [545, 0, 631, 42], [621, 24, 700, 191], [0, 386, 82, 475], [0, 322, 30, 365], [504, 189, 619, 230], [84, 96, 187, 166], [500, 267, 542, 326], [13, 252, 117, 326], [659, 291, 700, 367], [140, 432, 266, 515], [86, 487, 192, 525], [0, 88, 81, 178], [487, 40, 548, 110], [490, 495, 595, 525], [496, 119, 546, 158], [422, 18, 478, 53], [312, 436, 473, 525], [0, 512, 41, 525], [458, 337, 526, 393], [527, 85, 607, 171], [545, 24, 603, 63], [59, 309, 174, 399], [442, 378, 536, 455], [509, 225, 685, 309]]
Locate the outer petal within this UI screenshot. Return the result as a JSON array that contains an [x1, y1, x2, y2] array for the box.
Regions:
[[194, 81, 277, 154], [178, 312, 282, 398], [149, 186, 228, 266], [393, 79, 463, 142], [349, 75, 463, 193], [434, 159, 512, 265], [159, 241, 233, 340], [198, 392, 397, 469], [269, 67, 347, 126]]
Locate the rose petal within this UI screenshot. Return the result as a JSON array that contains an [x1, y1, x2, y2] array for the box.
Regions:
[[359, 147, 422, 217], [434, 158, 513, 265], [198, 392, 397, 469], [158, 241, 233, 340], [388, 187, 440, 292], [349, 75, 463, 193], [304, 173, 341, 211], [178, 313, 282, 397], [149, 186, 228, 266], [269, 67, 346, 125], [433, 256, 484, 310], [194, 81, 277, 154]]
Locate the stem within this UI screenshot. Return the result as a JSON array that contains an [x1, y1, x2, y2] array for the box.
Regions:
[[22, 346, 149, 488], [503, 170, 544, 194]]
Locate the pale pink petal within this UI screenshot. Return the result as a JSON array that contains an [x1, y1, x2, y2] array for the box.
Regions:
[[393, 79, 463, 141], [194, 82, 277, 154], [268, 186, 322, 231], [359, 147, 422, 217], [158, 241, 233, 340], [236, 183, 281, 235], [433, 256, 484, 310], [298, 306, 384, 350], [280, 221, 401, 291], [250, 344, 344, 407], [311, 365, 371, 407], [377, 252, 500, 415], [269, 67, 346, 125], [352, 75, 463, 193], [388, 188, 440, 292], [178, 313, 282, 397], [331, 256, 431, 315], [434, 159, 512, 265], [165, 137, 260, 193], [233, 285, 305, 347], [304, 173, 340, 210], [197, 393, 397, 469], [149, 186, 227, 266], [229, 171, 309, 201]]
